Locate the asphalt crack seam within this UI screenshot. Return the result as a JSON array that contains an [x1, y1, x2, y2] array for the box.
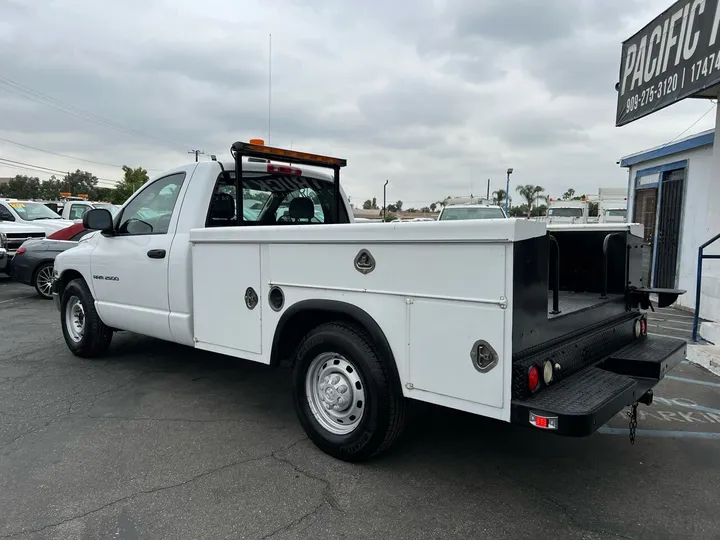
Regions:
[[0, 369, 157, 455], [260, 439, 344, 539], [0, 437, 309, 539]]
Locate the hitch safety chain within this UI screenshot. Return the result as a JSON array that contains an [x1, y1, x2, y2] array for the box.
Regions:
[[627, 403, 638, 445]]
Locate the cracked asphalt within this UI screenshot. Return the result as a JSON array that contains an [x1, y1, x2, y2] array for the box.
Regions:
[[2, 277, 720, 540]]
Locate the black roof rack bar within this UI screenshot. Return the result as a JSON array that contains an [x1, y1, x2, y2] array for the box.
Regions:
[[230, 141, 347, 169]]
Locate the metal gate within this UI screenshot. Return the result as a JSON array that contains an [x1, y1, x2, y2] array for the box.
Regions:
[[633, 188, 657, 287], [654, 169, 685, 288]]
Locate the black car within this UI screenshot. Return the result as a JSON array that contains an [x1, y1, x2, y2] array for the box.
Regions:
[[9, 225, 91, 299]]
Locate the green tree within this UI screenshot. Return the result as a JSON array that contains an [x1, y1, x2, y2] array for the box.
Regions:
[[430, 202, 437, 212], [492, 189, 507, 207], [516, 184, 547, 217], [562, 188, 575, 200], [387, 204, 398, 213], [421, 206, 430, 212], [394, 200, 403, 211], [59, 170, 99, 199], [0, 175, 41, 198], [371, 197, 378, 209], [363, 199, 373, 210], [111, 166, 150, 204]]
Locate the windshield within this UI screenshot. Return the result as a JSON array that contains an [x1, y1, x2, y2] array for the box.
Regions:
[[548, 207, 583, 217], [604, 209, 626, 217], [93, 203, 120, 217], [439, 207, 505, 221], [5, 201, 62, 220]]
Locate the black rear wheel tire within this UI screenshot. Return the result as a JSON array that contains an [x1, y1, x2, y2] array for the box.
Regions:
[[292, 322, 406, 462]]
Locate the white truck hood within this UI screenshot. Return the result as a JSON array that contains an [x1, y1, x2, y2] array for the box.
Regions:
[[0, 221, 46, 234], [24, 219, 76, 233]]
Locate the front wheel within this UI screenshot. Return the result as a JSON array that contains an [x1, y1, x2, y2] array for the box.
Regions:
[[60, 278, 113, 358], [292, 322, 406, 462]]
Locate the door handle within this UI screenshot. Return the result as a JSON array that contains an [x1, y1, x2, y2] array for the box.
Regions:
[[147, 249, 166, 259]]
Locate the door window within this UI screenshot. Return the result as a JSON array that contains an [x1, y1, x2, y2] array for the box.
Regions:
[[116, 173, 186, 235], [0, 204, 14, 221], [69, 204, 89, 220]]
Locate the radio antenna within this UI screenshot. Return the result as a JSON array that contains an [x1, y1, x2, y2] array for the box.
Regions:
[[268, 33, 272, 145]]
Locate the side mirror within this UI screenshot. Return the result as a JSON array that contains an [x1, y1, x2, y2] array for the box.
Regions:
[[83, 208, 114, 233]]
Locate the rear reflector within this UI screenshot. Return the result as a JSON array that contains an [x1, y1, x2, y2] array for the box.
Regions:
[[529, 411, 558, 430]]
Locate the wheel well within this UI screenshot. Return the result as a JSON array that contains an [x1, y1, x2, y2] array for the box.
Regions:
[[270, 300, 402, 390], [57, 269, 85, 299]]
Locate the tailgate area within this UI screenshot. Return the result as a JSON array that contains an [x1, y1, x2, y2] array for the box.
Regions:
[[510, 335, 686, 436]]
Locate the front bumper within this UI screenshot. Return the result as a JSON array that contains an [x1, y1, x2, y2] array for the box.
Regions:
[[510, 335, 686, 436]]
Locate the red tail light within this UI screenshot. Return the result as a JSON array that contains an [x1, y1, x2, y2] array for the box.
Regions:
[[528, 365, 540, 393], [267, 164, 302, 176], [640, 317, 647, 336], [15, 247, 26, 255]]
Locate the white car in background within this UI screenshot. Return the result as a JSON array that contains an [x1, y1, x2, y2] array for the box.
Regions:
[[437, 203, 507, 221], [0, 199, 75, 234]]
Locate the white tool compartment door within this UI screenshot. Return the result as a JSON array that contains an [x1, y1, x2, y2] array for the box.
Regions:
[[192, 243, 262, 355]]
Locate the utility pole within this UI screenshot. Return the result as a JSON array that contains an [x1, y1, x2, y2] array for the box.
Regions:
[[188, 149, 205, 162], [486, 178, 490, 200]]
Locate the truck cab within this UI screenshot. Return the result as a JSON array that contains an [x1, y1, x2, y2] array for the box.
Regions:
[[60, 200, 120, 222], [546, 199, 589, 224], [52, 140, 687, 462], [0, 198, 75, 234]]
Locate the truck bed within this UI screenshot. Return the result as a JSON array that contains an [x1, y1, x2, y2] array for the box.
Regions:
[[548, 291, 623, 319]]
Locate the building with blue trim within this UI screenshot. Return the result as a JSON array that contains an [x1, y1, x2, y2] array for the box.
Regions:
[[620, 128, 720, 323]]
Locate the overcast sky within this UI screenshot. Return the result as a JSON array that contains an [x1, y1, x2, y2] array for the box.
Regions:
[[0, 0, 716, 206]]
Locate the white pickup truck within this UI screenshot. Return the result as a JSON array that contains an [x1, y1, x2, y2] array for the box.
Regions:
[[52, 140, 687, 461]]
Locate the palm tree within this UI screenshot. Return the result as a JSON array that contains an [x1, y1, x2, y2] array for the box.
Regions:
[[492, 189, 507, 207], [516, 184, 547, 217]]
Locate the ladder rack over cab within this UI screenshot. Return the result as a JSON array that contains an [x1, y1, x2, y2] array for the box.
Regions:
[[52, 140, 687, 462]]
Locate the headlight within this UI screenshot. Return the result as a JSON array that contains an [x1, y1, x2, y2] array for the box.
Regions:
[[0, 232, 6, 249]]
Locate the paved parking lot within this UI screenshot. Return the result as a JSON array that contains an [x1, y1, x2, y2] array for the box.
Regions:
[[1, 277, 720, 540]]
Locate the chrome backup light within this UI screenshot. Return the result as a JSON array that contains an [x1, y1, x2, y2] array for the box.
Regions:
[[529, 411, 558, 430], [542, 360, 554, 385]]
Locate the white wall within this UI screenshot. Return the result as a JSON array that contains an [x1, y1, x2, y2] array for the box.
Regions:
[[627, 142, 719, 319], [701, 106, 720, 322]]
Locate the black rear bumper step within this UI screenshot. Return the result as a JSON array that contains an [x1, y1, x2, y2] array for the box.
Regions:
[[510, 335, 686, 436], [600, 335, 686, 380]]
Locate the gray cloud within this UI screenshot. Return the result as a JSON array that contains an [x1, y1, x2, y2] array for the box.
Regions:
[[0, 0, 715, 204]]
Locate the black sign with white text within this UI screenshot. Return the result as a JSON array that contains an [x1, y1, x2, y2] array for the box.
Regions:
[[617, 0, 720, 126]]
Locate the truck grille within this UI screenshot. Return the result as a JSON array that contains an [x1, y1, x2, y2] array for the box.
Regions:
[[5, 232, 45, 251]]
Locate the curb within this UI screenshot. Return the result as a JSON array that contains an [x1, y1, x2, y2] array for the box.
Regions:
[[686, 344, 720, 377]]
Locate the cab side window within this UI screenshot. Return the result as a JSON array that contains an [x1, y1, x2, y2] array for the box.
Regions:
[[0, 204, 14, 221], [116, 173, 186, 235], [69, 204, 89, 220]]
